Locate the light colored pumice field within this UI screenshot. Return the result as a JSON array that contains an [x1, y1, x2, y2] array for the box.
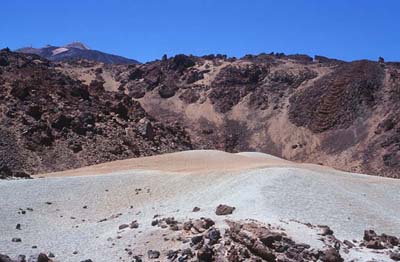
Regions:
[[0, 150, 399, 261]]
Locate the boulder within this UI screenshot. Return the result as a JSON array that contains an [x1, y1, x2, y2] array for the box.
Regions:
[[158, 84, 176, 98], [10, 82, 29, 100], [321, 248, 343, 262], [37, 253, 50, 262], [0, 254, 13, 262], [215, 204, 235, 215], [197, 246, 213, 262], [137, 118, 154, 140]]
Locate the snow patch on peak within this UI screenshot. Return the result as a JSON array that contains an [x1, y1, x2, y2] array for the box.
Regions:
[[64, 42, 90, 50], [52, 47, 69, 55]]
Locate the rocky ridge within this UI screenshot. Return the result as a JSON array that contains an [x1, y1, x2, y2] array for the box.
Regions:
[[62, 52, 400, 177], [0, 49, 191, 178]]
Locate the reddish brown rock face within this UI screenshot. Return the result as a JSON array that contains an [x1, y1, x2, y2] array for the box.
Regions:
[[2, 49, 400, 178], [0, 49, 192, 178]]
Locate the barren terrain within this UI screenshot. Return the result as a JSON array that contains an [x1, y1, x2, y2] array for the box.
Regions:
[[1, 151, 399, 261]]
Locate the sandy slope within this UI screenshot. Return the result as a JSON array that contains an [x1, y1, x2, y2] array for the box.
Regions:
[[39, 150, 327, 177], [1, 150, 399, 261]]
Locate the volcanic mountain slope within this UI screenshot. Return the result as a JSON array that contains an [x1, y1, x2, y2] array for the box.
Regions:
[[62, 53, 400, 178], [0, 49, 191, 178], [17, 42, 139, 65]]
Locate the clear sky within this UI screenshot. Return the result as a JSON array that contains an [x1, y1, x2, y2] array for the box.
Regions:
[[1, 0, 399, 62]]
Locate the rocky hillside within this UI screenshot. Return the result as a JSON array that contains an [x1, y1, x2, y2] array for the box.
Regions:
[[0, 49, 191, 178], [2, 48, 400, 178], [17, 42, 139, 65], [61, 53, 400, 178]]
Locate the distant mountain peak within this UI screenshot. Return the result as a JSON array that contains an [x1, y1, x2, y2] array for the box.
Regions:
[[16, 42, 139, 65], [64, 42, 90, 50]]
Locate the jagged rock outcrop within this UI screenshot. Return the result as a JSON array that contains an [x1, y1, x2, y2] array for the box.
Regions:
[[3, 48, 400, 178], [0, 49, 191, 178]]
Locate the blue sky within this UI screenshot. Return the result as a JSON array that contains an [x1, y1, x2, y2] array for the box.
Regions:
[[1, 0, 399, 62]]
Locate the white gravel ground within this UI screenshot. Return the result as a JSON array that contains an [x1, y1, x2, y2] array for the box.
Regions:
[[0, 150, 399, 261]]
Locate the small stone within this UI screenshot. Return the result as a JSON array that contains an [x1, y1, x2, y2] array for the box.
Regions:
[[12, 237, 21, 242], [119, 224, 129, 230], [170, 224, 179, 231], [16, 224, 21, 230], [182, 248, 193, 257], [147, 250, 160, 259], [192, 207, 201, 212], [48, 252, 55, 258], [343, 240, 355, 248], [319, 225, 334, 236], [166, 250, 178, 260], [45, 202, 52, 205], [73, 251, 78, 255], [130, 221, 139, 229], [183, 221, 193, 230], [83, 206, 88, 209]]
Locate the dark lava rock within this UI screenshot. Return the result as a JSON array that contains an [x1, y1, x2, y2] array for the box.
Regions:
[[0, 254, 13, 262], [319, 225, 334, 236], [343, 240, 355, 248], [363, 229, 377, 241], [10, 81, 30, 100], [321, 248, 343, 262], [130, 221, 139, 229], [197, 246, 213, 262], [215, 204, 235, 215], [137, 118, 154, 140], [391, 252, 400, 261], [170, 54, 195, 72], [166, 250, 179, 260], [183, 221, 193, 231], [158, 84, 176, 98], [192, 207, 201, 212], [249, 241, 276, 261], [11, 237, 21, 242], [147, 250, 160, 259], [191, 235, 204, 245], [365, 240, 385, 249], [259, 233, 282, 247], [37, 253, 50, 262], [118, 224, 129, 230], [207, 228, 221, 245]]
